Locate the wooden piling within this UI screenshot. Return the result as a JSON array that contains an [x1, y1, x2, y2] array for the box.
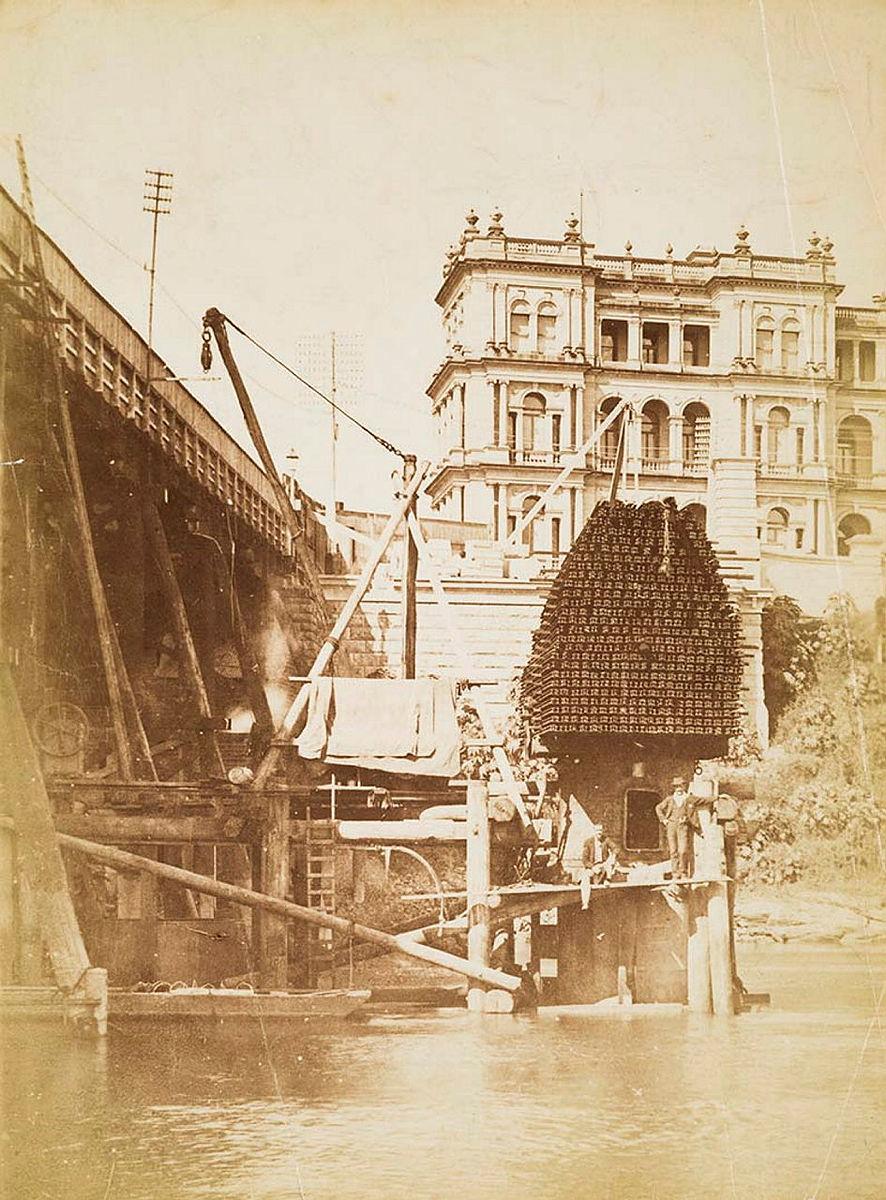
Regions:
[[686, 888, 712, 1013], [466, 780, 491, 1012], [704, 820, 733, 1015], [257, 796, 290, 989], [0, 666, 106, 1032], [142, 499, 225, 775], [707, 881, 733, 1015], [16, 141, 134, 780]]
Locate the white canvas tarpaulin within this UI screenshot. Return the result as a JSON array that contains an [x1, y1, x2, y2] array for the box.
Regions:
[[295, 677, 460, 777]]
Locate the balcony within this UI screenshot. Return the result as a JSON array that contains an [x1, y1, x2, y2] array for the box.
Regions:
[[508, 448, 563, 466], [757, 462, 804, 479], [641, 457, 673, 474], [757, 462, 833, 482], [835, 471, 873, 489], [591, 456, 709, 478]]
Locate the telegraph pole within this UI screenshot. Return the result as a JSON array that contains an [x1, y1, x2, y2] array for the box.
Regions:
[[143, 169, 173, 365], [329, 331, 339, 533]]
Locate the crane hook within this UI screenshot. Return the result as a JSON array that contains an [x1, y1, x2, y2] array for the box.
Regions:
[[200, 328, 213, 372]]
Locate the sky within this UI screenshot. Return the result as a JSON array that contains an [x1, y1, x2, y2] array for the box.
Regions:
[[2, 0, 885, 510]]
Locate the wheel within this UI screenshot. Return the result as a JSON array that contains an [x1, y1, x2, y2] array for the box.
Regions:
[[32, 702, 90, 758]]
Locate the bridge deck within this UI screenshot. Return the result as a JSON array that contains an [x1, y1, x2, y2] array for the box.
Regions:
[[0, 183, 286, 551]]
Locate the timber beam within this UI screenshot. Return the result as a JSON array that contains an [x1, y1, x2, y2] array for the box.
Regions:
[[58, 833, 522, 993]]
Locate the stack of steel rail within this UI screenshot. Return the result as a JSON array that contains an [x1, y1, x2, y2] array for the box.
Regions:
[[521, 499, 743, 740]]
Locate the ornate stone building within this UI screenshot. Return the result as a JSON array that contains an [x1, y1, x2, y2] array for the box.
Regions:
[[425, 210, 886, 617]]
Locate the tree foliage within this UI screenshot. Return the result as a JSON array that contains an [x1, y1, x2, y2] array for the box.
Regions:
[[744, 595, 885, 883], [760, 594, 819, 733], [457, 683, 557, 793]]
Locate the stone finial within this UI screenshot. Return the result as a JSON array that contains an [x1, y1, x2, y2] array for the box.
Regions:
[[872, 291, 886, 309], [463, 208, 480, 240], [734, 224, 751, 255], [625, 239, 633, 255], [806, 230, 822, 259], [564, 212, 581, 243], [665, 242, 674, 258], [488, 208, 505, 237], [821, 234, 834, 257]]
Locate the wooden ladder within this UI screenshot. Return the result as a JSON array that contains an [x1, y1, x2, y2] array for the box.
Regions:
[[305, 810, 337, 988]]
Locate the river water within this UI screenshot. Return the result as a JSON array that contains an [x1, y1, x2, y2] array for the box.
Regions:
[[3, 943, 884, 1200]]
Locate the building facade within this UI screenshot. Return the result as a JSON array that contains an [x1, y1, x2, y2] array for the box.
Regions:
[[425, 211, 886, 616]]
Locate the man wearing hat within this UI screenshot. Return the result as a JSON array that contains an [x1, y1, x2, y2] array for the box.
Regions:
[[655, 778, 695, 878]]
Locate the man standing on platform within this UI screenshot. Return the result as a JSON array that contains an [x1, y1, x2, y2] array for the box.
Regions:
[[656, 778, 694, 878]]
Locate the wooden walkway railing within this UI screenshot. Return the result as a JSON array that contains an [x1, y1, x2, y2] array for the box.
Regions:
[[0, 182, 286, 552]]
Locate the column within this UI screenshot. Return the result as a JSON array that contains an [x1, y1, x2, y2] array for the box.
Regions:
[[498, 484, 510, 541], [575, 384, 586, 448], [742, 395, 755, 459], [627, 317, 641, 364], [669, 319, 682, 366], [818, 399, 828, 469], [495, 286, 508, 349], [500, 382, 509, 451], [668, 415, 683, 471], [806, 304, 817, 365], [738, 299, 753, 362], [739, 395, 747, 458], [821, 299, 832, 373], [582, 285, 593, 358], [872, 410, 886, 475], [806, 496, 817, 554], [627, 405, 642, 471]]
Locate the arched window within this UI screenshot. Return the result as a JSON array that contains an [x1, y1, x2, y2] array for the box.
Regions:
[[756, 317, 775, 369], [521, 392, 546, 452], [767, 406, 790, 464], [837, 512, 872, 557], [521, 494, 541, 553], [683, 503, 707, 532], [837, 415, 873, 481], [765, 506, 789, 547], [598, 397, 623, 461], [781, 319, 801, 372], [537, 302, 558, 354], [682, 402, 711, 470], [641, 400, 668, 463], [509, 302, 530, 351]]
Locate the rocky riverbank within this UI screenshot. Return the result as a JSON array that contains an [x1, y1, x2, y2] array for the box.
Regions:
[[735, 882, 886, 945]]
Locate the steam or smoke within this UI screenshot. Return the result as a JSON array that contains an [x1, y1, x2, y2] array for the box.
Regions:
[[225, 616, 294, 731]]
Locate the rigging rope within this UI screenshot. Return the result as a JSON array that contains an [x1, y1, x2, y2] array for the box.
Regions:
[[221, 314, 411, 462]]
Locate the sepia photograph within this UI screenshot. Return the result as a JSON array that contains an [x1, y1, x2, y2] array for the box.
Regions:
[[1, 1, 884, 1197]]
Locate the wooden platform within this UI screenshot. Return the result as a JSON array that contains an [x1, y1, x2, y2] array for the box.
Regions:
[[111, 987, 371, 1020], [0, 985, 370, 1023]]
